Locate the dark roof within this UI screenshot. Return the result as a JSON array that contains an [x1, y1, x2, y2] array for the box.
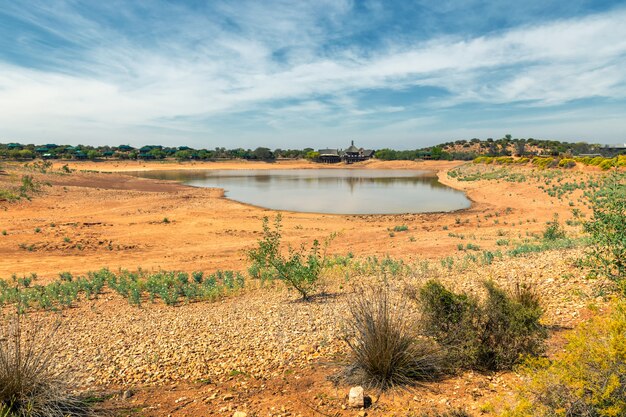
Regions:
[[319, 149, 339, 156], [362, 149, 375, 157], [345, 144, 359, 153]]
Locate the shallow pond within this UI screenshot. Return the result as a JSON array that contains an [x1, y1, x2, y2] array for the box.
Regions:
[[129, 169, 471, 215]]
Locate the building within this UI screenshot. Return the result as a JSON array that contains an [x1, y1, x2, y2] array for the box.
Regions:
[[318, 148, 341, 163], [602, 143, 626, 157], [317, 141, 374, 164]]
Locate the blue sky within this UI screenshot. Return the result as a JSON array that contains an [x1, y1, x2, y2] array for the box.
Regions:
[[1, 1, 625, 149]]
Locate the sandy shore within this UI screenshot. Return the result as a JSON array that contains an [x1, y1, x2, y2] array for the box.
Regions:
[[0, 159, 583, 280]]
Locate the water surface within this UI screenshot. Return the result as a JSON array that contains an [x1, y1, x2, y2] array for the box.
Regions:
[[130, 169, 470, 214]]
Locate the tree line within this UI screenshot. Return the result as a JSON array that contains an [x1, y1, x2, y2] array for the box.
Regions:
[[0, 135, 609, 162]]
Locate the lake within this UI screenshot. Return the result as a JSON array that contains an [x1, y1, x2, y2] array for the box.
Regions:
[[129, 169, 471, 215]]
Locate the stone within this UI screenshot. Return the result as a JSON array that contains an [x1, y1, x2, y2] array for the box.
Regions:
[[232, 412, 247, 417], [348, 386, 364, 408]]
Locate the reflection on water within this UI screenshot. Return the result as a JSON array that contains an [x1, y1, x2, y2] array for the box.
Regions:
[[128, 169, 471, 214]]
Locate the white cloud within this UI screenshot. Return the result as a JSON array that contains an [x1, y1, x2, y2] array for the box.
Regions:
[[1, 3, 626, 145]]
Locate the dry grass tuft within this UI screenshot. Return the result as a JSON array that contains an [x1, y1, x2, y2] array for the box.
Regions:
[[0, 311, 92, 417], [341, 283, 442, 391]]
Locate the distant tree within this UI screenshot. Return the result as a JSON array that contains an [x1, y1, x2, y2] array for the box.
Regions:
[[252, 147, 274, 161], [305, 151, 320, 160], [17, 149, 35, 159], [431, 146, 450, 160], [148, 148, 166, 159], [174, 150, 192, 161]]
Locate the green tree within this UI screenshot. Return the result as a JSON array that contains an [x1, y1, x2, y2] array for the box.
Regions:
[[252, 147, 274, 161]]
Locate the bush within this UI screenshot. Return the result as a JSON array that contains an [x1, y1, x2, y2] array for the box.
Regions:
[[248, 215, 330, 300], [0, 312, 91, 416], [342, 284, 442, 390], [584, 174, 626, 288], [416, 281, 480, 371], [417, 280, 546, 371], [504, 302, 626, 417], [543, 214, 566, 241]]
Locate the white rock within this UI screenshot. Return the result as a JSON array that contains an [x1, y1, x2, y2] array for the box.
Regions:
[[348, 386, 364, 408]]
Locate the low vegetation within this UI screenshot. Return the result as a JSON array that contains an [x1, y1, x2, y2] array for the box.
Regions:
[[504, 301, 626, 417], [0, 268, 245, 310], [416, 280, 546, 372], [470, 154, 626, 170]]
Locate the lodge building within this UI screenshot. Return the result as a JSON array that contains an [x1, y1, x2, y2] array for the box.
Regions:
[[318, 141, 374, 164]]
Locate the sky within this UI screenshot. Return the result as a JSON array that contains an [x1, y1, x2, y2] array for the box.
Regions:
[[1, 1, 625, 149]]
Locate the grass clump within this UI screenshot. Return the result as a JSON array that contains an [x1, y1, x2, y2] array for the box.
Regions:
[[416, 280, 546, 371], [342, 283, 441, 390], [0, 312, 92, 417], [504, 301, 626, 417]]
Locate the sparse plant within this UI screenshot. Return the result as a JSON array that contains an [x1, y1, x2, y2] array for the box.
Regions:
[[248, 214, 331, 301], [543, 214, 566, 241]]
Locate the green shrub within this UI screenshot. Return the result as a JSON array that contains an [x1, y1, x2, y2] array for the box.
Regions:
[[248, 215, 329, 300], [584, 174, 626, 288], [543, 214, 566, 241], [417, 281, 546, 371], [532, 157, 556, 169], [558, 158, 576, 168], [342, 284, 442, 390], [504, 302, 626, 417], [599, 159, 615, 170]]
